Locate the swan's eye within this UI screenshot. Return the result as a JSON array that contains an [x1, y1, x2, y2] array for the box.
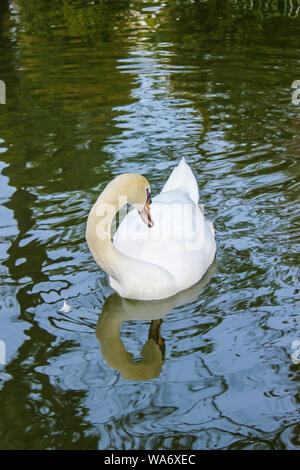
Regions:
[[146, 188, 152, 205]]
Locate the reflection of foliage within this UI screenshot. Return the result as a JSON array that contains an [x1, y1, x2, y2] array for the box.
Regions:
[[61, 0, 131, 44], [159, 0, 300, 46], [3, 0, 299, 189], [0, 0, 8, 38], [0, 0, 299, 451], [14, 0, 131, 45], [12, 0, 300, 47], [0, 344, 99, 449]]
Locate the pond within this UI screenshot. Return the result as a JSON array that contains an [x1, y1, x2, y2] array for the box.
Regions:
[[0, 0, 299, 450]]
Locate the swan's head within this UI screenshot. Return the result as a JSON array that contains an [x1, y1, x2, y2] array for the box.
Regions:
[[137, 186, 153, 228], [113, 173, 154, 228], [130, 174, 154, 228]]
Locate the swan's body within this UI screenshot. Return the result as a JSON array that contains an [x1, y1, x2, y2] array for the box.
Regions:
[[86, 158, 216, 300]]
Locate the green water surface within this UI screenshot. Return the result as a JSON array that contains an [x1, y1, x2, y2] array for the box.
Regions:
[[0, 0, 299, 450]]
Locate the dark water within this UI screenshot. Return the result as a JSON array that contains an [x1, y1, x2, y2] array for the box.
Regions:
[[0, 0, 299, 450]]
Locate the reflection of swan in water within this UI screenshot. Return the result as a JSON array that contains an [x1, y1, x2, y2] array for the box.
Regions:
[[96, 261, 216, 381]]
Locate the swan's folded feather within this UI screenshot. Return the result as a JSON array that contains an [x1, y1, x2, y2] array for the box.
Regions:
[[113, 158, 216, 295], [161, 157, 199, 204]]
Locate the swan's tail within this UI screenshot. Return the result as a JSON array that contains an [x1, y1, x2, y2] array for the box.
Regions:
[[161, 157, 199, 204]]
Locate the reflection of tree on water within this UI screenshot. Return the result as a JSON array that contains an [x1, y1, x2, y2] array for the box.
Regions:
[[0, 0, 134, 450], [0, 0, 298, 450], [13, 0, 131, 46], [0, 161, 99, 447], [0, 0, 8, 36], [159, 0, 300, 153], [0, 186, 99, 448], [234, 0, 300, 17], [12, 0, 300, 48]]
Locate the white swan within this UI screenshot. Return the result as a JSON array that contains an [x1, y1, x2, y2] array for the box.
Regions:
[[86, 157, 216, 300]]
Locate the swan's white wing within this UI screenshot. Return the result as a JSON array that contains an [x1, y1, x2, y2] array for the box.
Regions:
[[162, 157, 199, 204], [113, 188, 216, 290]]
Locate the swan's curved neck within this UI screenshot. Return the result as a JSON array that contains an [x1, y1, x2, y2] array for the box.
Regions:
[[96, 297, 164, 380], [86, 181, 138, 283]]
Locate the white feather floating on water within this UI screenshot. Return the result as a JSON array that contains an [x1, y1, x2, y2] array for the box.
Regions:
[[58, 299, 72, 314]]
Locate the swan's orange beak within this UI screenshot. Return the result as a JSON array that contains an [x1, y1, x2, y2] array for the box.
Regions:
[[139, 190, 154, 228]]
